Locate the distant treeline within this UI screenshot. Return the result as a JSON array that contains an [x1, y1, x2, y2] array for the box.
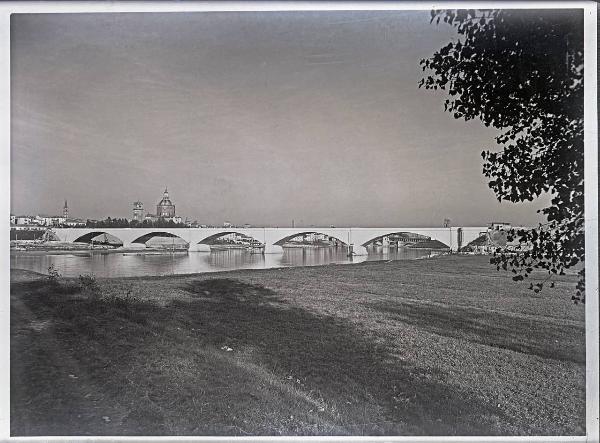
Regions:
[[85, 218, 188, 228]]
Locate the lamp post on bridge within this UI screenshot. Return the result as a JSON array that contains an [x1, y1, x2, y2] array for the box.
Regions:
[[443, 218, 452, 252]]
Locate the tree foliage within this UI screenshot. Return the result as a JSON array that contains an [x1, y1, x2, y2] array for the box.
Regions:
[[419, 9, 585, 302], [85, 218, 187, 229]]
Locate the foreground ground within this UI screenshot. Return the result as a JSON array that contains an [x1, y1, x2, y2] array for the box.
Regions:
[[11, 255, 585, 436]]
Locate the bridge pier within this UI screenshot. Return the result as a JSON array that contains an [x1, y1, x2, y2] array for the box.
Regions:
[[264, 244, 284, 254], [350, 244, 368, 256], [123, 242, 145, 250]]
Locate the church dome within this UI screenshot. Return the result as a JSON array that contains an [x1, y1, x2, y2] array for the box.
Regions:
[[156, 187, 176, 217], [158, 196, 173, 206]]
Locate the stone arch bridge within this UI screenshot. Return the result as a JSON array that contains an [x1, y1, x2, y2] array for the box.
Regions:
[[51, 227, 487, 254]]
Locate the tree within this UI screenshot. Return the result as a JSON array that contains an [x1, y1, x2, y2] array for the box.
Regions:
[[419, 9, 585, 302]]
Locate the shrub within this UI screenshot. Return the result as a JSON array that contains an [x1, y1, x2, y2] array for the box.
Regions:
[[47, 264, 61, 285], [78, 273, 100, 294]]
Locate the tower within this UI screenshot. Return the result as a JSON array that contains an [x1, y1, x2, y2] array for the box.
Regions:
[[63, 200, 69, 219], [133, 201, 144, 222]]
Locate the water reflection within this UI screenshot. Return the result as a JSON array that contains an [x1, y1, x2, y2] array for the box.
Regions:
[[11, 246, 438, 278], [366, 246, 435, 261], [207, 250, 267, 270], [281, 247, 352, 267]]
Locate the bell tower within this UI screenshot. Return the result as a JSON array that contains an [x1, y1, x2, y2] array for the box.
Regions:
[[133, 201, 144, 222]]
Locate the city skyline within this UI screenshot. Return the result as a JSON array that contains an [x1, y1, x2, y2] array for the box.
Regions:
[[9, 186, 531, 228], [10, 11, 550, 227]]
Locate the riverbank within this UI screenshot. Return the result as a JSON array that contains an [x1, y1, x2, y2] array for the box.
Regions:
[[10, 255, 585, 436]]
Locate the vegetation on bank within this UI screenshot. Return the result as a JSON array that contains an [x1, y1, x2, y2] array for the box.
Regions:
[[11, 256, 585, 436]]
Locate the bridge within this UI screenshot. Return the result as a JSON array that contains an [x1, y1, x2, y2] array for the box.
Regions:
[[51, 227, 488, 254]]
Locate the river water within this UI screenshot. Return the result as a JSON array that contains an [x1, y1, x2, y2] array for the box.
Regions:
[[10, 247, 437, 278]]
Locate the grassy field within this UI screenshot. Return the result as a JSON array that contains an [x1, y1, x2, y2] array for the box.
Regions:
[[10, 255, 586, 436]]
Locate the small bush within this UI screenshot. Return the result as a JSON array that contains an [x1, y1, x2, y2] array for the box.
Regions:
[[47, 265, 61, 285], [78, 273, 100, 295]]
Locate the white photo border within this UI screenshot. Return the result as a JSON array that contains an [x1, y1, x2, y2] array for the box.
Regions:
[[0, 2, 597, 442]]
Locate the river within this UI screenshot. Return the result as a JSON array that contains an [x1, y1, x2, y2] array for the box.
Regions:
[[10, 246, 438, 278]]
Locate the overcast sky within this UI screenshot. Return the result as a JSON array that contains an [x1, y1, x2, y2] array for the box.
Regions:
[[10, 11, 549, 227]]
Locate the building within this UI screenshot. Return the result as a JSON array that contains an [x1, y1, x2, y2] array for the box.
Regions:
[[156, 188, 176, 218], [132, 201, 144, 222], [15, 215, 34, 225], [63, 218, 86, 227], [144, 213, 159, 223], [35, 215, 66, 226], [489, 222, 512, 231], [142, 214, 182, 224], [11, 224, 45, 232], [63, 200, 69, 219]]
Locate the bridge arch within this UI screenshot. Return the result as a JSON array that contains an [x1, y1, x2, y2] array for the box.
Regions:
[[131, 231, 190, 248], [361, 231, 449, 249], [72, 231, 124, 245], [273, 231, 348, 247], [198, 231, 264, 246]]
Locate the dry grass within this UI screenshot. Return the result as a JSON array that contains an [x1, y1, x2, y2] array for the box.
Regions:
[[10, 255, 585, 436]]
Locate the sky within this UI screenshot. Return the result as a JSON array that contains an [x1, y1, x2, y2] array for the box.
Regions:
[[10, 11, 550, 227]]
